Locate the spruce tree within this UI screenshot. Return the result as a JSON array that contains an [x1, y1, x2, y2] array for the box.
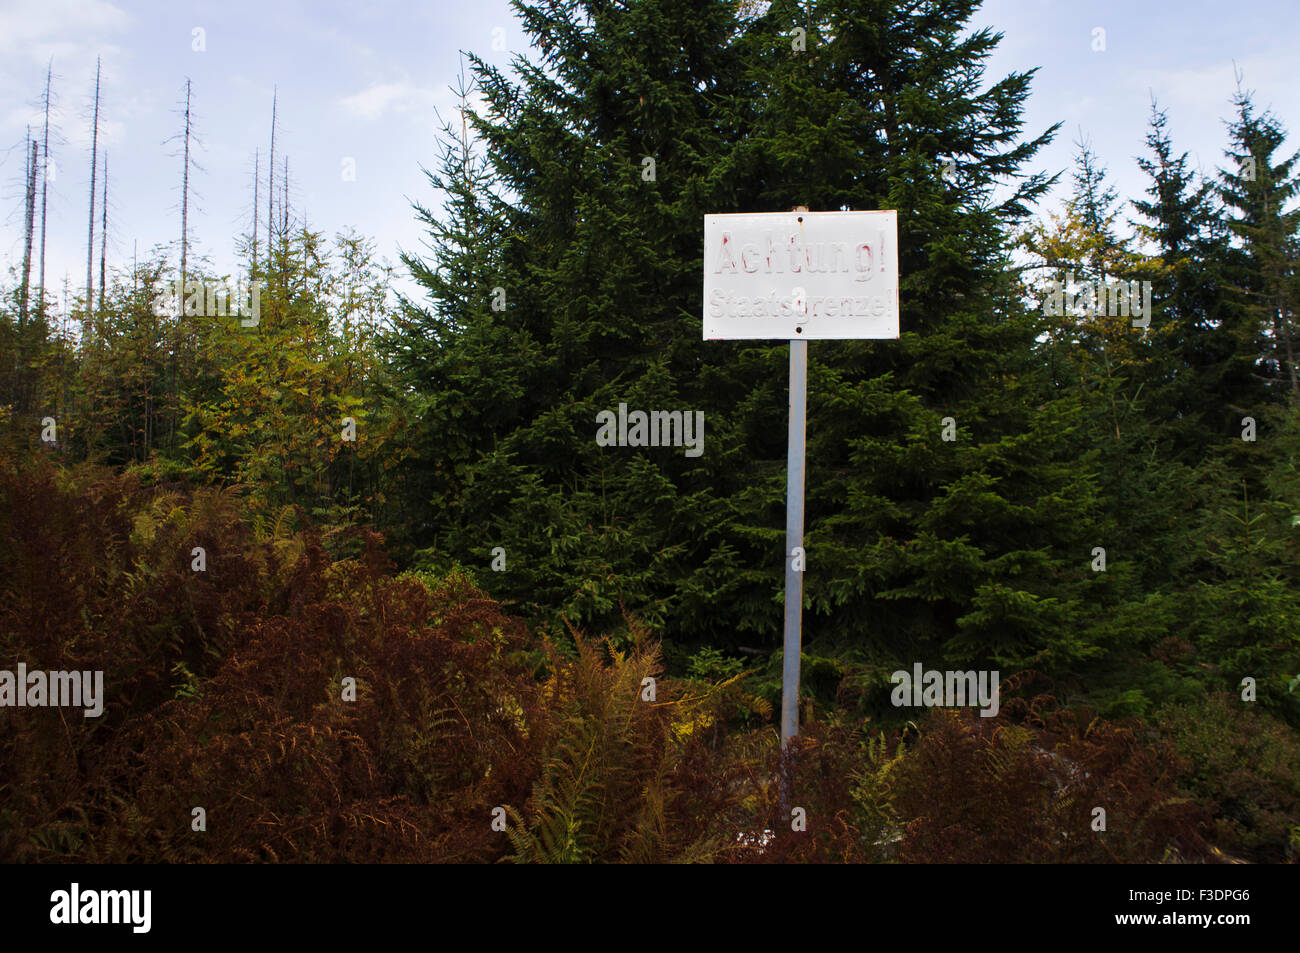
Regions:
[[1219, 86, 1300, 407], [1132, 99, 1242, 449], [397, 0, 1109, 701]]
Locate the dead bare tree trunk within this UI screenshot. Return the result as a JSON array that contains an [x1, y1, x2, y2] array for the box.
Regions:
[[38, 60, 52, 320], [168, 78, 194, 453], [267, 89, 277, 270], [180, 78, 191, 303], [251, 149, 259, 277], [143, 240, 153, 459], [13, 134, 38, 413], [99, 151, 107, 320], [282, 156, 289, 259], [20, 134, 37, 330], [86, 57, 100, 327]]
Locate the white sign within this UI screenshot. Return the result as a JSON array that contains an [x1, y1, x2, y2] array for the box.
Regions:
[[703, 210, 899, 340]]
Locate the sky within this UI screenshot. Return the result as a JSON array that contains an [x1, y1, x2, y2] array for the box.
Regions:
[[0, 0, 1296, 314]]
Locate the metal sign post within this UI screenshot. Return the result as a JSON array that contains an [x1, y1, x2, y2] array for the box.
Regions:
[[781, 333, 807, 747]]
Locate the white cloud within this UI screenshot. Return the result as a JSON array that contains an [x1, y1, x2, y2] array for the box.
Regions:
[[338, 81, 440, 121], [1128, 54, 1297, 118], [0, 0, 128, 61]]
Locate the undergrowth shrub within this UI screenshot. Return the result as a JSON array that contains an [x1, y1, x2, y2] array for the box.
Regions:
[[0, 458, 1272, 864], [504, 621, 766, 863], [1154, 694, 1300, 863], [886, 678, 1213, 862]]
